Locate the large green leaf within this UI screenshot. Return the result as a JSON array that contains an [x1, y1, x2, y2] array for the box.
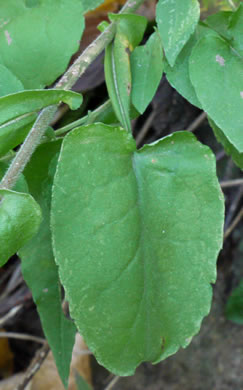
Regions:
[[19, 140, 76, 389], [189, 33, 243, 153], [156, 0, 200, 66], [208, 118, 243, 170], [131, 31, 164, 114], [0, 64, 24, 97], [0, 189, 42, 267], [51, 124, 224, 375], [0, 0, 84, 89], [104, 14, 147, 132], [0, 89, 83, 125]]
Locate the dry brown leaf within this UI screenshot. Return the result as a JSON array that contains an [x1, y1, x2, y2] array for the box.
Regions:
[[30, 333, 92, 390]]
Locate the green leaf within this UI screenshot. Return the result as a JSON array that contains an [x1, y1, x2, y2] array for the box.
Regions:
[[0, 162, 29, 193], [189, 33, 243, 153], [225, 280, 243, 325], [51, 124, 224, 375], [131, 31, 164, 114], [156, 0, 200, 66], [82, 0, 105, 14], [208, 118, 243, 170], [105, 14, 147, 132], [228, 3, 243, 56], [0, 114, 36, 158], [19, 140, 76, 389], [108, 14, 147, 50], [0, 90, 83, 126], [0, 0, 84, 89], [0, 189, 42, 267], [0, 64, 24, 97], [204, 11, 233, 39], [164, 24, 211, 108]]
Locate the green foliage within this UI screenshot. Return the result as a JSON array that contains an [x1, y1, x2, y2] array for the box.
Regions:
[[131, 31, 164, 114], [0, 0, 84, 89], [0, 189, 42, 266], [19, 140, 76, 389], [0, 64, 24, 97], [0, 90, 82, 157], [189, 32, 243, 153], [51, 124, 224, 375], [105, 14, 147, 131], [208, 118, 243, 169], [1, 0, 242, 384], [225, 280, 243, 325], [156, 0, 200, 66]]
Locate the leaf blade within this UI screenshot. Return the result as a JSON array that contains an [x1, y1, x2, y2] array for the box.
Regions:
[[0, 89, 83, 125], [156, 0, 200, 66], [0, 0, 84, 89], [51, 124, 224, 375], [131, 31, 164, 114], [19, 140, 76, 389], [0, 189, 42, 267], [189, 33, 243, 153]]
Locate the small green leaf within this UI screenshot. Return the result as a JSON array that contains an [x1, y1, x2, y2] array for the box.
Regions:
[[0, 89, 83, 125], [0, 0, 84, 89], [164, 24, 211, 108], [0, 114, 36, 158], [156, 0, 200, 66], [225, 280, 243, 325], [51, 124, 224, 375], [208, 118, 243, 170], [0, 64, 24, 97], [19, 140, 76, 389], [131, 31, 164, 114], [0, 189, 42, 267], [108, 14, 147, 50], [105, 14, 147, 132], [189, 33, 243, 153]]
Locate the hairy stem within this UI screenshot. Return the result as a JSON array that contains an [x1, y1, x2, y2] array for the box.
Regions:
[[0, 0, 145, 190], [55, 100, 111, 137]]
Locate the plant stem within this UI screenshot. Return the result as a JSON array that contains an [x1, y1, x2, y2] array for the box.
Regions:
[[0, 0, 145, 190], [224, 207, 243, 240], [220, 178, 243, 188], [0, 106, 56, 189], [0, 331, 46, 344], [55, 99, 111, 136]]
